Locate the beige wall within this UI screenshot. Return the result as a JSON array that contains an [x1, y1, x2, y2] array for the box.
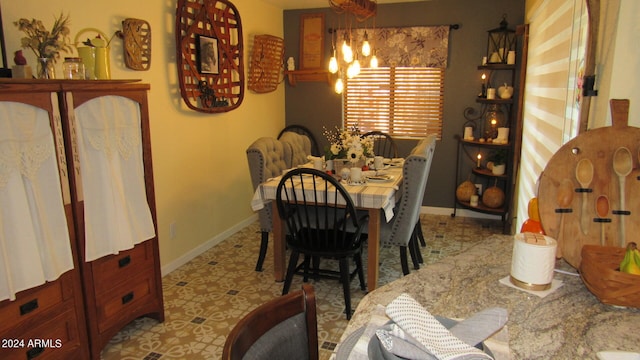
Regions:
[[1, 0, 285, 272]]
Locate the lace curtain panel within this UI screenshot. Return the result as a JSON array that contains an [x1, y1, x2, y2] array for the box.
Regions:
[[72, 95, 156, 262], [352, 26, 450, 68], [0, 102, 74, 302]]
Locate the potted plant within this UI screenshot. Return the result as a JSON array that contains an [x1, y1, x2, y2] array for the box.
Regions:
[[489, 149, 507, 175]]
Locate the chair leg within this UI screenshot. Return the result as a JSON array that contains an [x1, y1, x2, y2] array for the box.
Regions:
[[282, 250, 300, 295], [255, 231, 269, 272], [339, 258, 353, 320], [302, 255, 311, 282], [416, 221, 427, 247], [400, 246, 410, 276], [415, 235, 424, 264], [408, 235, 421, 270], [354, 254, 367, 291]]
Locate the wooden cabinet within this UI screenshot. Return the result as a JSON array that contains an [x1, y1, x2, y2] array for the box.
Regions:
[[0, 82, 90, 360], [0, 80, 164, 359]]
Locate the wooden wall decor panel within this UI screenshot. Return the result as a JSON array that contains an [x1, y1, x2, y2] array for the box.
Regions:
[[248, 34, 284, 93], [176, 0, 244, 113]]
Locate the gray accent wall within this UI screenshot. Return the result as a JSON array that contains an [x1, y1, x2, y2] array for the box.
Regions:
[[283, 0, 524, 208]]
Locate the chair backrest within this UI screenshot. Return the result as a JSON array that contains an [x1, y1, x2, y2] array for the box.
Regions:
[[278, 124, 321, 157], [222, 284, 319, 360], [276, 168, 366, 253], [362, 131, 398, 158], [386, 135, 436, 246], [279, 131, 311, 168], [246, 137, 289, 231], [246, 137, 289, 190]]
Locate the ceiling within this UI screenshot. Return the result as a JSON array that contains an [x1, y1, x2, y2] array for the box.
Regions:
[[261, 0, 428, 10]]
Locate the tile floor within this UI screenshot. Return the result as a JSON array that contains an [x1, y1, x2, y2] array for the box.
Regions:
[[101, 214, 503, 359]]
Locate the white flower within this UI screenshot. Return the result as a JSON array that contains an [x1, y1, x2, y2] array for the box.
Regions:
[[331, 143, 342, 156], [323, 126, 374, 161]]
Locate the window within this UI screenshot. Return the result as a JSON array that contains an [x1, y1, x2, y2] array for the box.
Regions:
[[343, 66, 444, 139]]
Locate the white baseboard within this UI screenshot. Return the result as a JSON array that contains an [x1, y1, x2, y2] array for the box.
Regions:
[[161, 214, 259, 276], [421, 206, 502, 220]]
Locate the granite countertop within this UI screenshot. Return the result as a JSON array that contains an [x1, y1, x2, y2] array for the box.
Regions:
[[337, 234, 640, 359]]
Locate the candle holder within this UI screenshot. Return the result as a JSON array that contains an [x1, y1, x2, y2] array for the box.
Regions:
[[486, 15, 516, 64]]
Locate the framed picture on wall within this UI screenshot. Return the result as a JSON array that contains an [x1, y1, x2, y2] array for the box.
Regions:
[[299, 13, 325, 70], [197, 35, 219, 74]]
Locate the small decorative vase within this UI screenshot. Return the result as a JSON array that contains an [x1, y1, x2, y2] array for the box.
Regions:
[[492, 164, 506, 176], [37, 57, 55, 79]]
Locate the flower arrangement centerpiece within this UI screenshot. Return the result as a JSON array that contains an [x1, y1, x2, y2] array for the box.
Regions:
[[323, 126, 375, 164], [14, 13, 72, 79]]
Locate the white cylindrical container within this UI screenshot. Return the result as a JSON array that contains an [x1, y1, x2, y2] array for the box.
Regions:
[[486, 88, 496, 100], [325, 160, 334, 172], [464, 126, 473, 140], [507, 51, 516, 65], [374, 156, 384, 170], [349, 167, 362, 182], [470, 194, 479, 207], [510, 233, 558, 290], [313, 158, 323, 170]]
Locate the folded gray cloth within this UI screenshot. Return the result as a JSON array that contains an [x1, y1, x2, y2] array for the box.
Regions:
[[376, 324, 438, 359], [384, 293, 494, 360], [449, 308, 508, 347]]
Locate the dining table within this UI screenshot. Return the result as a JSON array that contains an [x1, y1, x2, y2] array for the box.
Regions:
[[251, 160, 404, 291], [331, 233, 640, 359]]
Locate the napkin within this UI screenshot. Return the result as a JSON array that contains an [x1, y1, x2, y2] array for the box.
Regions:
[[349, 304, 390, 360], [384, 293, 493, 360], [449, 308, 508, 347], [376, 324, 439, 359]]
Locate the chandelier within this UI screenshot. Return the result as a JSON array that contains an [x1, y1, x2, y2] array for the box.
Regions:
[[328, 0, 378, 94]]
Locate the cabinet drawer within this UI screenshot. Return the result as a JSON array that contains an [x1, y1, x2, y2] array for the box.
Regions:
[[92, 241, 154, 295], [95, 270, 157, 333], [0, 306, 83, 360], [0, 273, 72, 334]]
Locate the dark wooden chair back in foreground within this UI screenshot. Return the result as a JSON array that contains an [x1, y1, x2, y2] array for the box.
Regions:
[[362, 130, 398, 158], [222, 284, 319, 360]]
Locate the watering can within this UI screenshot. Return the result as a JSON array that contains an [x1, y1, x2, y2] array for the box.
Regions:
[[75, 28, 111, 79]]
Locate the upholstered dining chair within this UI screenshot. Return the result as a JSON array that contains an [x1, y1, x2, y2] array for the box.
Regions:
[[411, 135, 438, 248], [222, 284, 318, 360], [279, 131, 312, 168], [276, 168, 368, 320], [362, 130, 399, 159], [246, 137, 291, 271], [278, 124, 321, 157], [380, 135, 437, 275]]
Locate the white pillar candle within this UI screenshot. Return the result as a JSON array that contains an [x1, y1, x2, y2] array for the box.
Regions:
[[510, 233, 557, 290]]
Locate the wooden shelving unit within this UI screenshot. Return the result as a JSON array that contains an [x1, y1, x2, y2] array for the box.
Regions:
[[284, 69, 332, 86]]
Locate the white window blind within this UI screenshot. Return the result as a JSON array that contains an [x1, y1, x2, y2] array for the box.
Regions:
[[343, 67, 444, 139]]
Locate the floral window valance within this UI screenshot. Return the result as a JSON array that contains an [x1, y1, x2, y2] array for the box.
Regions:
[[352, 25, 450, 68]]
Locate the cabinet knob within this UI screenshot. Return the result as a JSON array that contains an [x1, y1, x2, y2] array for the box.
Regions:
[[118, 255, 132, 268], [19, 299, 39, 316], [26, 346, 45, 359], [122, 292, 135, 305]]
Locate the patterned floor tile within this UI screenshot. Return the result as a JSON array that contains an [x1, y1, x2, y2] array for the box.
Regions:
[[101, 214, 502, 359]]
